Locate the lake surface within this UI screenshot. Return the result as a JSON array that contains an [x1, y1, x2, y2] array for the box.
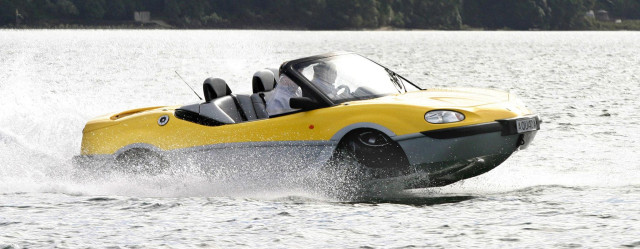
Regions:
[[1, 30, 639, 248]]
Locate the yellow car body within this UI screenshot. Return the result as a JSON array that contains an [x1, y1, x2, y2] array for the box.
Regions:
[[77, 52, 539, 188], [81, 88, 530, 155]]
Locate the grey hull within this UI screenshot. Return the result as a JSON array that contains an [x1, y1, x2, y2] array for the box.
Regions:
[[394, 127, 538, 188]]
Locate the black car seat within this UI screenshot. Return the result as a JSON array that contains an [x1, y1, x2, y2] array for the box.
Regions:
[[200, 78, 244, 123], [234, 94, 258, 121], [250, 69, 277, 119]]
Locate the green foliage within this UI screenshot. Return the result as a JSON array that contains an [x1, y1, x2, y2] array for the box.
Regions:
[[76, 0, 106, 20], [504, 0, 550, 30], [605, 0, 640, 19], [462, 0, 550, 30], [55, 0, 79, 18], [548, 0, 592, 29], [1, 0, 639, 30], [590, 19, 640, 29], [0, 0, 18, 24], [164, 0, 180, 21], [104, 0, 128, 20]]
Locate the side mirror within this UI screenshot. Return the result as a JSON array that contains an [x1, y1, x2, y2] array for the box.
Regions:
[[290, 97, 321, 111]]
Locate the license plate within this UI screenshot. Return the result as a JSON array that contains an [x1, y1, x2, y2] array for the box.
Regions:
[[516, 118, 537, 133]]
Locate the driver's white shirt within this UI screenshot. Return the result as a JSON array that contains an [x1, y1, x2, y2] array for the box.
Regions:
[[312, 78, 337, 99], [265, 75, 302, 116]]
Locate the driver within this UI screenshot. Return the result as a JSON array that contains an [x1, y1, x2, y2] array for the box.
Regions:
[[265, 61, 338, 116], [311, 61, 338, 98]]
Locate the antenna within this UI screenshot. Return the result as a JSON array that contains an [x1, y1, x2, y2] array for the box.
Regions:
[[175, 71, 203, 100]]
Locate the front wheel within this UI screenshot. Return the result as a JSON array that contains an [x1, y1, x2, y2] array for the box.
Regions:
[[326, 130, 411, 182], [319, 130, 411, 199], [339, 130, 410, 178]]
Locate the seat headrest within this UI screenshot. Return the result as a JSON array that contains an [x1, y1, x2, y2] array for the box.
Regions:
[[268, 68, 280, 84], [252, 69, 276, 93], [203, 78, 232, 102]]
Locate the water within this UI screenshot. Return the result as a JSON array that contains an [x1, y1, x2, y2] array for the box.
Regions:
[[1, 30, 639, 248]]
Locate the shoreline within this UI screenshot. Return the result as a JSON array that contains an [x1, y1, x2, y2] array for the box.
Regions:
[[3, 21, 640, 31], [3, 27, 640, 31]]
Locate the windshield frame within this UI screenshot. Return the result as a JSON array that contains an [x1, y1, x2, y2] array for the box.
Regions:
[[281, 52, 422, 106]]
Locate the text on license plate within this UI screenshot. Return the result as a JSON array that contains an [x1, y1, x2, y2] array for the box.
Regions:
[[516, 118, 537, 133]]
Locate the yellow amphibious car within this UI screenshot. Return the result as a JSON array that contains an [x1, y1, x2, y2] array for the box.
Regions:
[[76, 52, 539, 189]]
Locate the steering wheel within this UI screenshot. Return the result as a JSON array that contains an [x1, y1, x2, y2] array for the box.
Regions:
[[335, 85, 351, 98]]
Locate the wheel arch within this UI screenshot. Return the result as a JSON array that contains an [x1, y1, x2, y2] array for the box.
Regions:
[[114, 143, 163, 158], [330, 122, 396, 144], [328, 122, 411, 173]]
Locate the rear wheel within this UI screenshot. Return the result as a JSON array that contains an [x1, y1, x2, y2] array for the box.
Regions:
[[115, 149, 169, 175]]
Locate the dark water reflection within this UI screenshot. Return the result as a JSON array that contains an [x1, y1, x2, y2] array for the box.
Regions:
[[347, 194, 475, 206]]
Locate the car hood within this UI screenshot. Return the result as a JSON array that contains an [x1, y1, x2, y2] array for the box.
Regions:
[[349, 88, 511, 108]]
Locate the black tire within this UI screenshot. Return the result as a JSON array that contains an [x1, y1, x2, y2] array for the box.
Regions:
[[316, 130, 411, 199], [337, 130, 410, 178], [115, 149, 169, 175]]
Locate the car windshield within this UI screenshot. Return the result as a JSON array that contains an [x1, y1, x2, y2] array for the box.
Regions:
[[294, 54, 420, 103]]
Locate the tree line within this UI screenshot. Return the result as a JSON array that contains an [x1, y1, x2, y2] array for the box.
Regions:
[[2, 0, 639, 30]]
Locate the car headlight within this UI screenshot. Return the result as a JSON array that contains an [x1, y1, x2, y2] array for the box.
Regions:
[[425, 110, 465, 124]]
